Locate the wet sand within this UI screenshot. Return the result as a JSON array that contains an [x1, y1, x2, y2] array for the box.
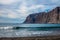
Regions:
[[0, 35, 60, 40]]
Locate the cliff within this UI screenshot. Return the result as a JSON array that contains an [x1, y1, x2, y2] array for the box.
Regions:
[[24, 7, 60, 24]]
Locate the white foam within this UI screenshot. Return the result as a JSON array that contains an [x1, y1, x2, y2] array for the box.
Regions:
[[0, 26, 13, 29]]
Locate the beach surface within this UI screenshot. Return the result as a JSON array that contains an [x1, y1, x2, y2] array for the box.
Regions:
[[0, 35, 60, 40]]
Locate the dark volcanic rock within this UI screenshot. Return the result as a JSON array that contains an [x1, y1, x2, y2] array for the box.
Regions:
[[24, 7, 60, 24]]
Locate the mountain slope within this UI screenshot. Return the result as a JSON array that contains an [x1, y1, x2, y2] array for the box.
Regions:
[[24, 7, 60, 24]]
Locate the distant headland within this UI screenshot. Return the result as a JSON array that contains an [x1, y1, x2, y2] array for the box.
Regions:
[[24, 7, 60, 24]]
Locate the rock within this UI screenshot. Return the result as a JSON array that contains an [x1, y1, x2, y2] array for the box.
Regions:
[[24, 7, 60, 24]]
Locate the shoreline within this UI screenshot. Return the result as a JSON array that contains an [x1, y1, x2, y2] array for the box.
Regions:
[[0, 35, 60, 40]]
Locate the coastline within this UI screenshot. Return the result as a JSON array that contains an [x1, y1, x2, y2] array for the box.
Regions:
[[0, 35, 60, 40]]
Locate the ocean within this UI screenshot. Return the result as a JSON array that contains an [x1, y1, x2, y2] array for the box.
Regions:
[[0, 23, 60, 37]]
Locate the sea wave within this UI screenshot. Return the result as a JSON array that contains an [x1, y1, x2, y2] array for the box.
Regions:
[[0, 26, 13, 29], [0, 26, 23, 30]]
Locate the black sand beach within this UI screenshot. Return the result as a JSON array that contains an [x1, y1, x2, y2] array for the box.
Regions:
[[0, 35, 60, 40]]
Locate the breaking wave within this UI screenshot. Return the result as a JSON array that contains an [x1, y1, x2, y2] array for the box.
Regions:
[[0, 26, 13, 30]]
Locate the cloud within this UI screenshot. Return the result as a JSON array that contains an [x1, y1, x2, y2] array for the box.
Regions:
[[30, 0, 60, 5], [0, 8, 28, 23], [8, 11, 18, 18], [17, 1, 30, 18], [0, 0, 59, 23], [0, 0, 20, 5], [51, 0, 60, 5], [0, 9, 19, 18], [0, 18, 21, 23], [51, 0, 59, 3], [29, 5, 45, 10]]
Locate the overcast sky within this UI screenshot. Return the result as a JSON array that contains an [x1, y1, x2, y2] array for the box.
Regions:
[[0, 0, 60, 23]]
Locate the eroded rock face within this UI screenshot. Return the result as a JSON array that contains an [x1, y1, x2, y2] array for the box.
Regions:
[[24, 7, 60, 24]]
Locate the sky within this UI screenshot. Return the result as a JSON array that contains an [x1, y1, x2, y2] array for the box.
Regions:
[[0, 0, 60, 23]]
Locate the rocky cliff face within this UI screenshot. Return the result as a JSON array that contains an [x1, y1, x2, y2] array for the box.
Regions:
[[24, 7, 60, 24]]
